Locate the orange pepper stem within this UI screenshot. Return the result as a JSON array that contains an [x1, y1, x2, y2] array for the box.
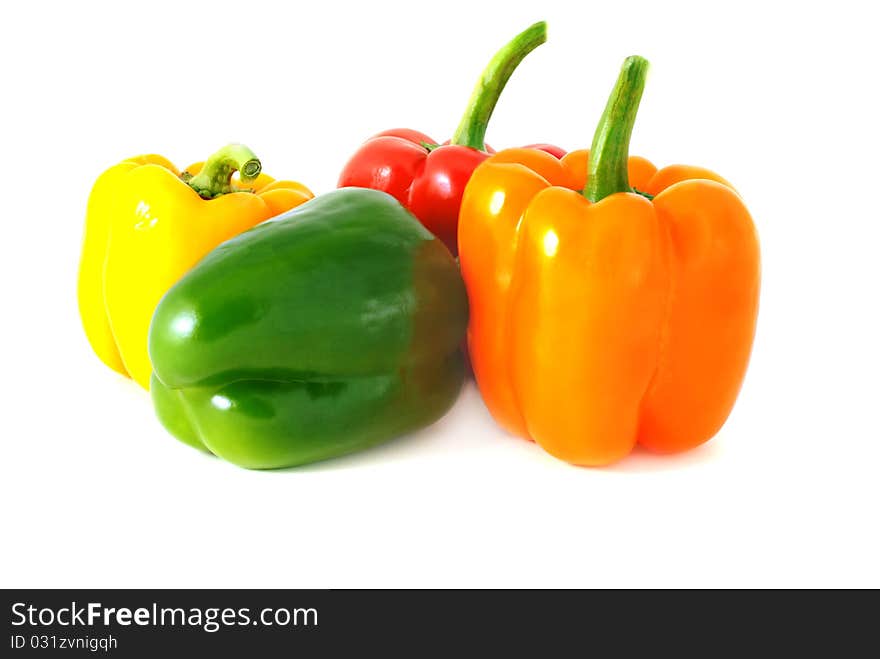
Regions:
[[584, 56, 649, 203], [450, 21, 547, 151], [186, 144, 262, 199]]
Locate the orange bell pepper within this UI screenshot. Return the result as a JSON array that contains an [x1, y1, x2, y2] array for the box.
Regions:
[[458, 56, 761, 466]]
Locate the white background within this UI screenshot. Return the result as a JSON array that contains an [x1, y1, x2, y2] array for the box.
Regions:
[[1, 0, 878, 588]]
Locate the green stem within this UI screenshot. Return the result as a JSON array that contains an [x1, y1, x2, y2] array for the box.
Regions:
[[186, 144, 262, 199], [450, 21, 547, 150], [584, 56, 649, 202]]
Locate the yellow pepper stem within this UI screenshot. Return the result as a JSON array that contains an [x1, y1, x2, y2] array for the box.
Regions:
[[186, 144, 262, 199]]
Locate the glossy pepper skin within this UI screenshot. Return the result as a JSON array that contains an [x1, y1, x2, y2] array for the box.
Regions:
[[78, 144, 313, 389], [338, 22, 547, 255], [148, 188, 468, 469], [459, 57, 760, 466]]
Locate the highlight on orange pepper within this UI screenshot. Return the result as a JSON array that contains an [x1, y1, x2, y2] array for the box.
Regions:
[[458, 56, 761, 466]]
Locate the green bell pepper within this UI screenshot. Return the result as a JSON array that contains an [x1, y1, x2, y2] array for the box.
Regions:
[[148, 188, 468, 469]]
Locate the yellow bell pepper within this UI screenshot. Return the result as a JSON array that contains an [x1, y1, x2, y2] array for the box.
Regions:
[[77, 144, 313, 389]]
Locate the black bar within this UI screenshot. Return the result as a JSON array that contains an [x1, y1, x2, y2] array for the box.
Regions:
[[2, 589, 875, 656]]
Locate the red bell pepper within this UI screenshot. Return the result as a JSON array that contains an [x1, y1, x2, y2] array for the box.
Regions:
[[338, 22, 550, 255]]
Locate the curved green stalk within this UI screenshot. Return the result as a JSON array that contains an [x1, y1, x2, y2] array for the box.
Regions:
[[186, 144, 261, 199], [584, 56, 649, 202], [450, 21, 547, 150]]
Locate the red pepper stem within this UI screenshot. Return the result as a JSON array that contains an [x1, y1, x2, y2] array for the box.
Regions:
[[186, 144, 262, 199], [584, 56, 649, 203], [450, 21, 547, 151]]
